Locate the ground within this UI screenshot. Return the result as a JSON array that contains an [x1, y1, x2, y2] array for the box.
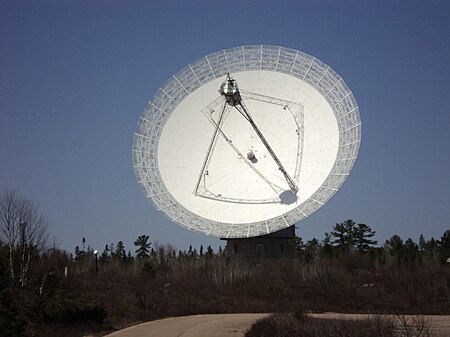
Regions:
[[103, 313, 450, 337]]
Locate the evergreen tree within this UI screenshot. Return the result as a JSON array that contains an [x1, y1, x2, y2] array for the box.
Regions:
[[331, 220, 376, 253], [438, 230, 450, 263], [386, 234, 403, 251], [101, 244, 110, 261], [109, 243, 115, 259], [418, 234, 427, 253], [355, 223, 377, 252], [321, 233, 333, 258], [304, 238, 320, 263], [206, 245, 214, 258], [134, 235, 151, 258], [331, 222, 347, 250], [74, 245, 81, 260], [294, 236, 305, 258], [331, 219, 357, 252], [403, 238, 420, 263], [427, 238, 439, 261], [115, 241, 126, 261], [385, 234, 403, 264]]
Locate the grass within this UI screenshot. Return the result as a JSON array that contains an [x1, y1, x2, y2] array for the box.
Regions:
[[245, 312, 436, 337]]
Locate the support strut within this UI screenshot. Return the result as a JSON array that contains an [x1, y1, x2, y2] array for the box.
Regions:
[[235, 103, 299, 193]]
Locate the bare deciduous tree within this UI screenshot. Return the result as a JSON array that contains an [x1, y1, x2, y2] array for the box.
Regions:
[[0, 188, 49, 286]]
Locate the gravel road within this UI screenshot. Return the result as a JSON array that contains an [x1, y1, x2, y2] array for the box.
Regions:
[[103, 313, 450, 337], [103, 313, 270, 337]]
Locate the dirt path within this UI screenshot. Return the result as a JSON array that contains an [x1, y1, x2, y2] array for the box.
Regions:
[[103, 313, 270, 337], [103, 313, 450, 337]]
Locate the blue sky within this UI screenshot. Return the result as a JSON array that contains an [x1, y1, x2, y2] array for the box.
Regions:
[[1, 0, 449, 254]]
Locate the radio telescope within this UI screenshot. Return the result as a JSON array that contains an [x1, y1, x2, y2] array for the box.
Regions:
[[133, 45, 361, 239]]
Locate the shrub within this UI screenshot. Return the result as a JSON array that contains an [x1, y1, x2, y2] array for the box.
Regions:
[[43, 299, 106, 325], [0, 289, 27, 337], [245, 313, 396, 337]]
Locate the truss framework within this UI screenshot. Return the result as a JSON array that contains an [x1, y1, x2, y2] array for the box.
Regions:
[[133, 45, 361, 238], [194, 91, 304, 203]]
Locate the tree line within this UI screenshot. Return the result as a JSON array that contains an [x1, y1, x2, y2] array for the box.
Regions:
[[1, 187, 449, 284], [70, 217, 450, 274], [294, 219, 450, 265]]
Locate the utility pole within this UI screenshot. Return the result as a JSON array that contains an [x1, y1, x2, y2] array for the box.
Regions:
[[93, 250, 98, 275]]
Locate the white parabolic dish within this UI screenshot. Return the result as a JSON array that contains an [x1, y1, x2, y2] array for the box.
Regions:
[[133, 45, 361, 238]]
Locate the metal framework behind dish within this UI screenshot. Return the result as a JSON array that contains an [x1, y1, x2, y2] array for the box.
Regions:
[[133, 45, 361, 238]]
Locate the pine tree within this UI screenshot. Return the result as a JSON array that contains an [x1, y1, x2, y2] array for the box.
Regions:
[[331, 220, 376, 253], [109, 243, 115, 259], [418, 234, 426, 253], [293, 236, 305, 258], [321, 233, 333, 257], [355, 223, 377, 252], [134, 235, 151, 258], [304, 238, 320, 263], [74, 245, 81, 260], [331, 219, 357, 252], [115, 241, 126, 261], [101, 244, 110, 261], [403, 238, 420, 262], [206, 245, 214, 258], [385, 234, 403, 264], [438, 230, 450, 263]]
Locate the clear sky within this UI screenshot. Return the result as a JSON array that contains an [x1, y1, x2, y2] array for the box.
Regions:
[[1, 0, 449, 255]]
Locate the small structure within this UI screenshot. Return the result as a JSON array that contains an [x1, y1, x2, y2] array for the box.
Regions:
[[222, 226, 296, 259]]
